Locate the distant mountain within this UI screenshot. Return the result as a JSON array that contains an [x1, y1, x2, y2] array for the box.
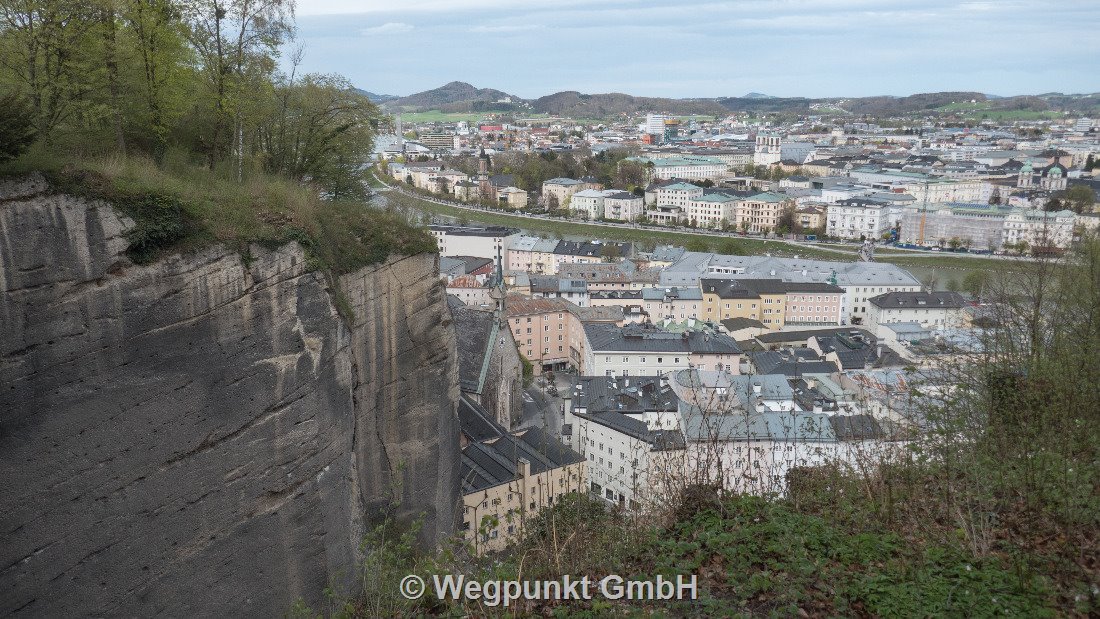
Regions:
[[532, 91, 728, 117], [372, 81, 1100, 120], [353, 88, 400, 104], [382, 81, 520, 112]]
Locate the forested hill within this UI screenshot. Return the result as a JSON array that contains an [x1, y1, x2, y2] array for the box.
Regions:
[[381, 81, 520, 112]]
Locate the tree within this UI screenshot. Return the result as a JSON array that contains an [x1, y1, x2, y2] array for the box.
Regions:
[[1061, 185, 1096, 214], [0, 90, 36, 161], [948, 237, 962, 251], [258, 73, 382, 200], [0, 1, 97, 139], [962, 270, 991, 301], [183, 0, 296, 170], [989, 186, 1002, 205], [1044, 197, 1063, 212], [599, 244, 621, 261], [1085, 154, 1095, 171]]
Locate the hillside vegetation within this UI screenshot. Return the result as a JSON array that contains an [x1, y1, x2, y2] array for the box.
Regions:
[[0, 2, 431, 272]]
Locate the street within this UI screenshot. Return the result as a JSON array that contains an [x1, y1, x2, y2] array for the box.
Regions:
[[515, 372, 576, 438]]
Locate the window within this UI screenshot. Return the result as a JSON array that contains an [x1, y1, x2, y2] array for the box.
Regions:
[[462, 521, 470, 530]]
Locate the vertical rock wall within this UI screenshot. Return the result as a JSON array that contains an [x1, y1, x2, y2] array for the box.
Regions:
[[0, 176, 459, 616]]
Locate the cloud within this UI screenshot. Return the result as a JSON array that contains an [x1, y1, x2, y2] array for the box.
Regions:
[[361, 22, 413, 35], [470, 24, 543, 33]]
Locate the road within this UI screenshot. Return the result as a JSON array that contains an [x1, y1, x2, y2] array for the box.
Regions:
[[515, 372, 577, 438], [371, 172, 1038, 264]]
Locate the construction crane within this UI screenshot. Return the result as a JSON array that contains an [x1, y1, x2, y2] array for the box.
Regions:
[[916, 177, 930, 246]]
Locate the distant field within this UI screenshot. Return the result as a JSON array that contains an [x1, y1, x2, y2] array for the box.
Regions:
[[935, 102, 1062, 121], [395, 110, 549, 123]]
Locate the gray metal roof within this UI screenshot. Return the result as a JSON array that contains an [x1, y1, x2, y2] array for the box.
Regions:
[[868, 291, 967, 310], [584, 323, 742, 354], [661, 252, 921, 289]]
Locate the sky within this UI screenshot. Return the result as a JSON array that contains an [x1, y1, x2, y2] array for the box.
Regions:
[[288, 0, 1100, 100]]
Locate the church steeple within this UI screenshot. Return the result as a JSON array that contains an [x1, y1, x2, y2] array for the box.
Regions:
[[489, 243, 506, 319]]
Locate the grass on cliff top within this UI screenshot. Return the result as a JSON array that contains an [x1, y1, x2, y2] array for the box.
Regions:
[[1, 150, 435, 272]]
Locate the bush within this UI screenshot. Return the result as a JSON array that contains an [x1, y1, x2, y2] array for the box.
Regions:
[[0, 90, 37, 162]]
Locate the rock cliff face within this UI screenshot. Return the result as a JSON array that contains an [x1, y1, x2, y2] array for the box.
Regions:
[[0, 175, 460, 616]]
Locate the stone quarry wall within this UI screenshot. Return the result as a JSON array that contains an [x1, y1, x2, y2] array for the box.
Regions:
[[0, 175, 460, 616]]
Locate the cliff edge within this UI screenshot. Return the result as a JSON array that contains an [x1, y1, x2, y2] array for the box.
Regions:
[[0, 174, 460, 616]]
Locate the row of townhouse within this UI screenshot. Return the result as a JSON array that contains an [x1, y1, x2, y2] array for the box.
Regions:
[[897, 203, 1078, 250], [622, 155, 730, 181], [570, 189, 646, 221], [582, 322, 743, 377], [658, 253, 923, 324], [541, 177, 603, 206], [506, 237, 632, 274], [700, 278, 845, 328], [562, 369, 909, 511], [673, 370, 904, 496], [647, 182, 794, 232], [846, 166, 989, 203], [589, 286, 704, 322]]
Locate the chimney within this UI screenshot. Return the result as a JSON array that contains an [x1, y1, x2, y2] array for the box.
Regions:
[[813, 400, 823, 414], [518, 458, 531, 478], [805, 377, 816, 390], [752, 382, 762, 395]]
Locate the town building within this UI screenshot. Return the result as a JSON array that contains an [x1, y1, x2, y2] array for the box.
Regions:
[[450, 297, 522, 428], [460, 396, 586, 554], [659, 253, 922, 324], [865, 291, 968, 336], [582, 323, 743, 377], [700, 279, 844, 328], [754, 134, 782, 166], [542, 177, 601, 208], [430, 225, 520, 260], [567, 376, 686, 511], [734, 193, 793, 233], [624, 155, 729, 181], [505, 296, 589, 373], [826, 202, 905, 240], [674, 369, 896, 495]]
